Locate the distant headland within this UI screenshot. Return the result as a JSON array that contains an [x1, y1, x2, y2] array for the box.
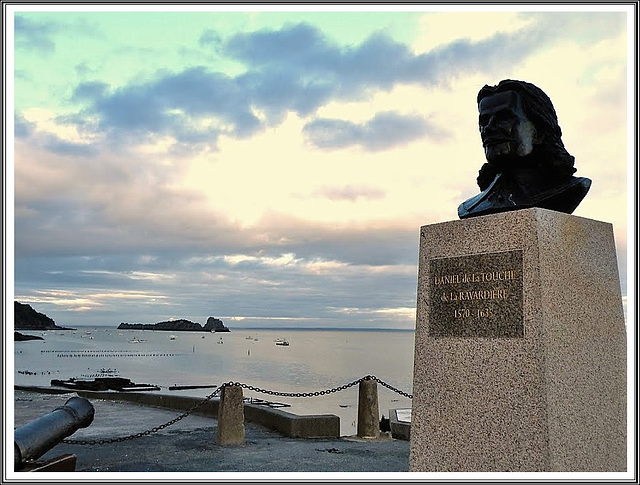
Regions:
[[14, 301, 74, 331], [118, 316, 230, 333]]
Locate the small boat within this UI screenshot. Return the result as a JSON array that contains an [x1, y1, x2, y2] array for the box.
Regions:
[[51, 377, 160, 392], [244, 397, 291, 408], [168, 384, 217, 391], [275, 338, 289, 346], [169, 335, 177, 340], [128, 337, 145, 344]]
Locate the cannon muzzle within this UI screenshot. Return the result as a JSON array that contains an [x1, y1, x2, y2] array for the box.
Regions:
[[14, 396, 94, 470]]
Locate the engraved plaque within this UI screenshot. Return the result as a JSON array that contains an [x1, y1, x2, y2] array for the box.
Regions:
[[428, 250, 523, 338]]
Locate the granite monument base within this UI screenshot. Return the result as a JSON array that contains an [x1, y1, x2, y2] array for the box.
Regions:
[[410, 208, 626, 472]]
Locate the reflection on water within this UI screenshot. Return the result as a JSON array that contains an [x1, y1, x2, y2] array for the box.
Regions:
[[13, 327, 415, 436]]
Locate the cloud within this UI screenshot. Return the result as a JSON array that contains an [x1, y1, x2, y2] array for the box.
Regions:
[[14, 14, 103, 54], [303, 111, 443, 151], [41, 135, 98, 157], [310, 185, 386, 202], [14, 16, 58, 53], [14, 244, 420, 327], [14, 114, 35, 138], [72, 67, 262, 149], [66, 20, 557, 153], [16, 288, 171, 313], [72, 81, 109, 101]]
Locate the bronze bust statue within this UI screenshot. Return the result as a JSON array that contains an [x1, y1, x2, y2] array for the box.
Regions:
[[458, 79, 591, 219]]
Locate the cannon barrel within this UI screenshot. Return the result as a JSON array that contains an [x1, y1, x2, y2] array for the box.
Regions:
[[14, 396, 94, 469]]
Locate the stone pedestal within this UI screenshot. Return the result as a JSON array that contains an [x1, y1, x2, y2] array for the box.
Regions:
[[216, 385, 245, 446], [409, 208, 626, 472], [357, 378, 380, 439]]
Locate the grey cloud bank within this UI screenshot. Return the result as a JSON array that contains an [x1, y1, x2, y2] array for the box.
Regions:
[[303, 111, 443, 151], [63, 19, 558, 152]]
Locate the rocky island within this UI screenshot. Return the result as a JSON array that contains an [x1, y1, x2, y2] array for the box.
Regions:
[[204, 316, 230, 332], [118, 316, 230, 332]]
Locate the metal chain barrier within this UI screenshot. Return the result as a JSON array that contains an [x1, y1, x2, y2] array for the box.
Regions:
[[61, 375, 411, 446], [368, 375, 414, 399], [230, 375, 413, 400], [226, 376, 362, 398], [62, 387, 222, 445]]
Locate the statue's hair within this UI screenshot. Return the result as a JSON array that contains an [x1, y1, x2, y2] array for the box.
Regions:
[[477, 79, 576, 183]]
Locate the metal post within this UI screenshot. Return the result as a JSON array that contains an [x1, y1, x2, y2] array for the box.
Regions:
[[216, 384, 245, 445], [357, 378, 380, 439]]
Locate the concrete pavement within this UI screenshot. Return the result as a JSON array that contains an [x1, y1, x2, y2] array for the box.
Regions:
[[13, 389, 410, 473]]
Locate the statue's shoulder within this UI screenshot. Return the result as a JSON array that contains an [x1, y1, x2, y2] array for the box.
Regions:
[[458, 174, 591, 219]]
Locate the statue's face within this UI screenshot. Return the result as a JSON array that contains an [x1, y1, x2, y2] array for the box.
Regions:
[[478, 90, 536, 169]]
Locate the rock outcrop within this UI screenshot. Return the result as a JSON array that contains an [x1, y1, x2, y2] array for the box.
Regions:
[[118, 317, 230, 332], [15, 331, 44, 341], [14, 302, 72, 330], [118, 319, 205, 332], [204, 316, 230, 332]]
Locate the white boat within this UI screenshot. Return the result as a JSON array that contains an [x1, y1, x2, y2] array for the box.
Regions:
[[274, 338, 289, 346], [169, 335, 177, 340], [128, 337, 145, 344]]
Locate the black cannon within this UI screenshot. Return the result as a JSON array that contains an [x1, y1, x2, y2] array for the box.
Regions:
[[14, 396, 94, 471]]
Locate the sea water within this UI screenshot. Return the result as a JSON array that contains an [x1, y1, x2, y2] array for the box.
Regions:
[[13, 327, 415, 436]]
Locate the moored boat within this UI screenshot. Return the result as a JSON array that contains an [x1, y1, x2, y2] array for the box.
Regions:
[[50, 377, 160, 392]]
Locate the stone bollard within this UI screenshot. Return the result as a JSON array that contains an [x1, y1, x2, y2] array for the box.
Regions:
[[216, 384, 245, 446], [357, 378, 380, 439]]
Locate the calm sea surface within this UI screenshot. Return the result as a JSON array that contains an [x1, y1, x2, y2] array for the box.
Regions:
[[13, 327, 415, 436]]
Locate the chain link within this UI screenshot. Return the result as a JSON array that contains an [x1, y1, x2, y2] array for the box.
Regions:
[[61, 375, 411, 446]]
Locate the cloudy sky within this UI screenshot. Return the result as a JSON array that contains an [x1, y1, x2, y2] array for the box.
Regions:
[[6, 5, 633, 329]]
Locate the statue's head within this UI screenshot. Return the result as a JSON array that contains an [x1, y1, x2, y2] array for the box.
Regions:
[[459, 79, 590, 218], [476, 79, 575, 182]]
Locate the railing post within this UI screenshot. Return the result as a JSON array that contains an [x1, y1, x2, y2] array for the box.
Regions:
[[216, 384, 245, 445], [357, 377, 380, 439]]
